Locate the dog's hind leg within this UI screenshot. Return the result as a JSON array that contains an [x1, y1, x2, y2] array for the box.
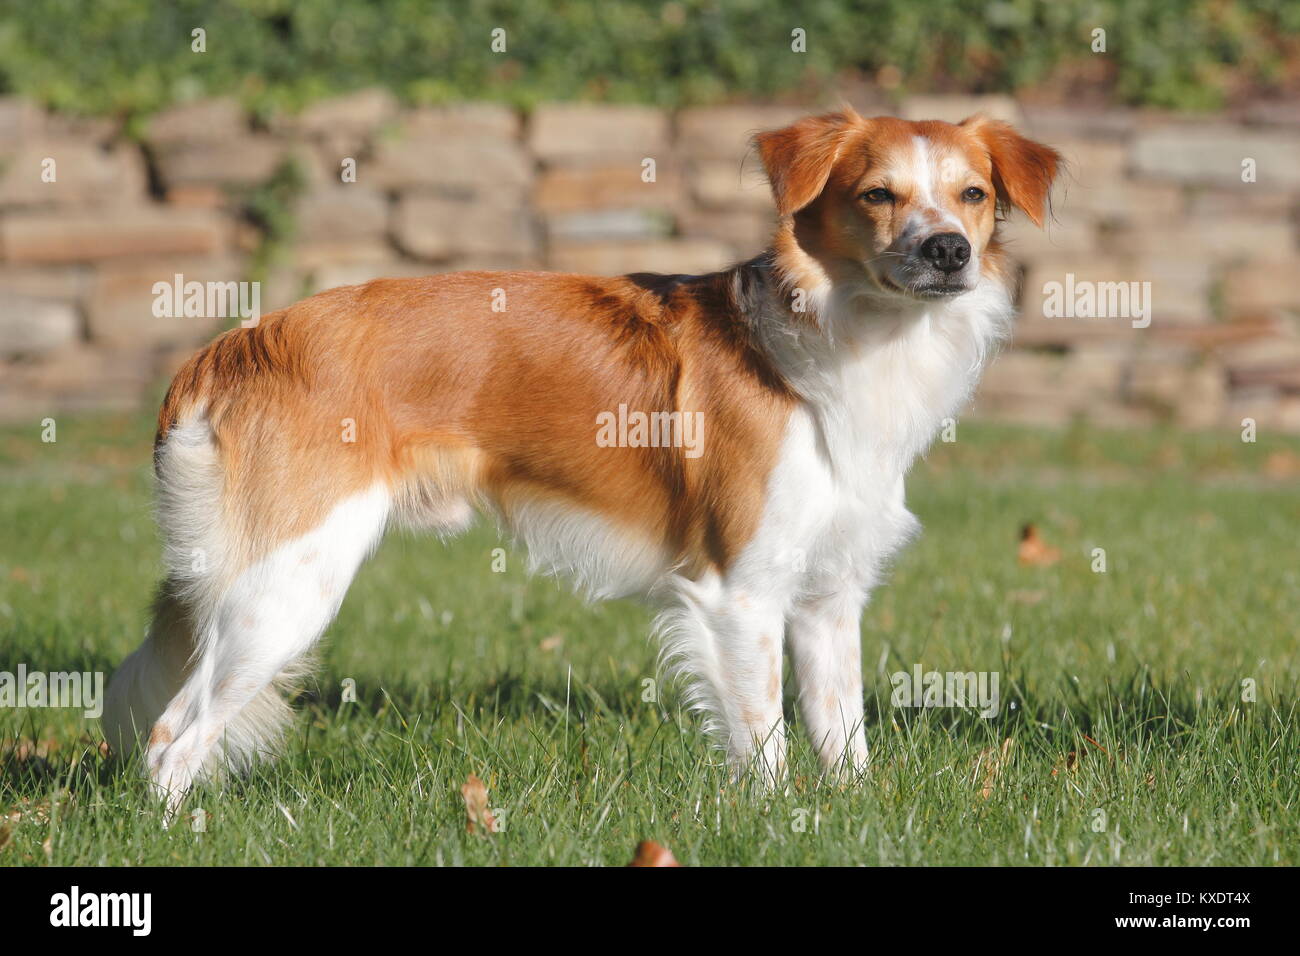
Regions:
[[144, 483, 390, 815], [114, 407, 393, 815], [102, 583, 198, 761]]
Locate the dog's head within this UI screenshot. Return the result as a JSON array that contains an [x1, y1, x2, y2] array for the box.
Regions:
[[755, 110, 1061, 300]]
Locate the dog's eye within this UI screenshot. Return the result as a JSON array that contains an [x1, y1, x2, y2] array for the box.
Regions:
[[861, 187, 893, 204], [962, 186, 987, 202]]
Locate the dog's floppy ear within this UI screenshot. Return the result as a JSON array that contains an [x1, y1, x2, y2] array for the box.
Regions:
[[754, 110, 858, 218], [960, 115, 1062, 228]]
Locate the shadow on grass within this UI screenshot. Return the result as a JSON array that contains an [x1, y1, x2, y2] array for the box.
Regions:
[[5, 664, 1285, 811]]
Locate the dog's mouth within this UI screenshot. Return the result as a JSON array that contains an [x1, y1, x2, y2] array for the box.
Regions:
[[875, 273, 971, 300], [911, 281, 970, 299]]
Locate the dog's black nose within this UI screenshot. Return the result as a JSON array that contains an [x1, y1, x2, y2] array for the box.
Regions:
[[920, 233, 971, 273]]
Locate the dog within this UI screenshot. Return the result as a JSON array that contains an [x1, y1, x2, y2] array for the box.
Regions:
[[103, 108, 1060, 810]]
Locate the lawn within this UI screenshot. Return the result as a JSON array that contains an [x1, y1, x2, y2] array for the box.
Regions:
[[1, 410, 1297, 866]]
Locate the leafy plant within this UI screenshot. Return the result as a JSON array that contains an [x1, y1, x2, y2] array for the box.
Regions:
[[0, 0, 1294, 118]]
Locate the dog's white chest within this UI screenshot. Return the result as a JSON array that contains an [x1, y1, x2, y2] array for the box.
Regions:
[[761, 294, 1009, 598]]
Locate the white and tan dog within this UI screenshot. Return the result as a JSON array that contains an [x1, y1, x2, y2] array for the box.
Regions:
[[104, 109, 1060, 810]]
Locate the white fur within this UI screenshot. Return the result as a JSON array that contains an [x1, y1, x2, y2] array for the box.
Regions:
[[652, 269, 1011, 779], [912, 135, 940, 209], [501, 497, 671, 601], [772, 277, 1010, 768]]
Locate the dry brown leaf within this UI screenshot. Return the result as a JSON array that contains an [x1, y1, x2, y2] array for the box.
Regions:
[[627, 840, 681, 866], [1051, 735, 1112, 777], [1050, 750, 1080, 777], [1018, 523, 1061, 567], [1263, 450, 1300, 479], [461, 773, 498, 834], [974, 738, 1015, 799]]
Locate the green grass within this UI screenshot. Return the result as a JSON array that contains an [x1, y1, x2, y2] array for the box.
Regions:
[[1, 412, 1297, 866]]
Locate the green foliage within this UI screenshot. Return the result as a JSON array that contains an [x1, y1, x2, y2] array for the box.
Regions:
[[243, 155, 308, 282], [0, 0, 1294, 118]]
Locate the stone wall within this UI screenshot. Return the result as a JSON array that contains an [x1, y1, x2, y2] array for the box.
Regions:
[[2, 91, 1298, 430]]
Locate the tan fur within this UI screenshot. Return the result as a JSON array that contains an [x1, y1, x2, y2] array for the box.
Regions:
[[755, 110, 1060, 299], [158, 270, 797, 582]]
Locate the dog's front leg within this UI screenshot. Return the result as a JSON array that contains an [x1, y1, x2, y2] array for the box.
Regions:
[[657, 582, 787, 786], [716, 597, 787, 785], [787, 589, 869, 779]]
